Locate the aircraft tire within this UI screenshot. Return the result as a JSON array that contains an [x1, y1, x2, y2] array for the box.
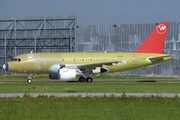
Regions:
[[79, 77, 85, 82], [27, 79, 32, 83], [86, 77, 93, 83]]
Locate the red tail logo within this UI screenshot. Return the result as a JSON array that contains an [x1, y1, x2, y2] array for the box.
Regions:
[[156, 24, 167, 34], [132, 22, 169, 54]]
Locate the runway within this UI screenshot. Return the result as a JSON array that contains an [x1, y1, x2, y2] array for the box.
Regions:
[[0, 92, 179, 98], [0, 79, 180, 84]]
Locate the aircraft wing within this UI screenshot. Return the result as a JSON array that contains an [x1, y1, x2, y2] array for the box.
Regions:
[[75, 61, 120, 76], [63, 61, 124, 76], [77, 61, 119, 69]]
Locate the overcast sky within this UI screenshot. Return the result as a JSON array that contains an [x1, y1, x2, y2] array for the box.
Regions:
[[0, 0, 179, 25]]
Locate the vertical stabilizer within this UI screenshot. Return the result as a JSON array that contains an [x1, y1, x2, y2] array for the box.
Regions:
[[132, 22, 169, 53]]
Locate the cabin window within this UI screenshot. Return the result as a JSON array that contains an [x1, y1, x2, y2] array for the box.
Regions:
[[74, 59, 76, 61], [90, 59, 92, 61], [18, 58, 21, 62], [82, 59, 84, 61]]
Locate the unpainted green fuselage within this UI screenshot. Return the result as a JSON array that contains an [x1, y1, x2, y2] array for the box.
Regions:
[[7, 52, 172, 75]]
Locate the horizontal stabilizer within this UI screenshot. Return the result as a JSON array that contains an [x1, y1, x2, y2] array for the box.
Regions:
[[147, 55, 172, 63]]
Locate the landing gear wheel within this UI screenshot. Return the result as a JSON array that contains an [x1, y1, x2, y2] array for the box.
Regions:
[[27, 79, 32, 83], [86, 77, 93, 83], [79, 77, 85, 82]]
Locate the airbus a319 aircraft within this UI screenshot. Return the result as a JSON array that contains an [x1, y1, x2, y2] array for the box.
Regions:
[[3, 22, 172, 83]]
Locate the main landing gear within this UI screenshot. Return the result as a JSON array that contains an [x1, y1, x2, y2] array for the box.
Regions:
[[79, 76, 93, 83]]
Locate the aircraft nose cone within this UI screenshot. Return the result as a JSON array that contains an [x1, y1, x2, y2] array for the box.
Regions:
[[3, 63, 8, 71]]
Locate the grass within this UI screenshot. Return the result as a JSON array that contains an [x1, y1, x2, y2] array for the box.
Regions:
[[0, 75, 179, 93], [0, 75, 180, 119], [0, 96, 180, 120], [0, 82, 180, 93]]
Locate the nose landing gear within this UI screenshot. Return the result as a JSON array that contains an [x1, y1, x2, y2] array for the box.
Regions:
[[27, 79, 32, 83], [27, 75, 32, 83]]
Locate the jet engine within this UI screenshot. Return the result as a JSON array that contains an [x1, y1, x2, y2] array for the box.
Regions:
[[49, 65, 83, 80], [49, 65, 60, 79], [92, 67, 108, 74]]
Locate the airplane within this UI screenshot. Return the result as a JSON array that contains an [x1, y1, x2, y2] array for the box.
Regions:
[[2, 22, 172, 83]]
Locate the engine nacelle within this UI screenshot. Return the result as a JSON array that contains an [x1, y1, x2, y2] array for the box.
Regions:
[[49, 65, 60, 79], [59, 68, 76, 80], [49, 65, 83, 80]]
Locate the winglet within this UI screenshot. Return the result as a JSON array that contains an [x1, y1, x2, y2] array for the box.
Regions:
[[132, 22, 169, 54]]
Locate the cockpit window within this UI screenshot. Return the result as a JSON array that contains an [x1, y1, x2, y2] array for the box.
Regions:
[[10, 58, 21, 62]]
